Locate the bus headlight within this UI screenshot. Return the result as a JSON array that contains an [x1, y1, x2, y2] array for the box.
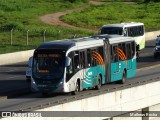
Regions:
[[57, 81, 63, 87], [32, 78, 36, 84], [155, 47, 158, 51]]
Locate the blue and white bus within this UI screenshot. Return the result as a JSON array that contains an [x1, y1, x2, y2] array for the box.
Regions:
[[31, 35, 136, 95], [100, 22, 145, 51]]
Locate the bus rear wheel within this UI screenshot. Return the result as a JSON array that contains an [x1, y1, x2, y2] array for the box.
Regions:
[[95, 76, 102, 90], [71, 81, 80, 95], [121, 71, 126, 84]]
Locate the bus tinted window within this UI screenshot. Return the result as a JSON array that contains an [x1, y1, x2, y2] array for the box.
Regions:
[[126, 43, 131, 59], [117, 43, 126, 61], [87, 49, 91, 67], [33, 49, 65, 80], [79, 51, 85, 68], [127, 26, 144, 37], [66, 52, 74, 82], [122, 43, 126, 59], [101, 27, 123, 35], [74, 51, 80, 70], [98, 47, 104, 62], [131, 42, 135, 57], [113, 46, 119, 62], [139, 26, 144, 36], [91, 49, 97, 66]]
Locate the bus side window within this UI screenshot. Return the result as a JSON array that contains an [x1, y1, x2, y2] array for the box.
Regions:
[[126, 43, 131, 59], [113, 46, 118, 62], [130, 27, 133, 37], [131, 42, 135, 57], [66, 52, 74, 82], [118, 43, 123, 61], [110, 46, 113, 62], [67, 59, 73, 74], [122, 43, 126, 59], [140, 25, 144, 35], [74, 51, 80, 70], [98, 46, 104, 62], [87, 49, 91, 67], [128, 27, 131, 36], [79, 51, 85, 69], [91, 49, 97, 66], [133, 26, 136, 37]]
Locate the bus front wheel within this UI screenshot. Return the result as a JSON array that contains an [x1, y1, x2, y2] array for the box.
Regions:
[[121, 71, 126, 84], [95, 76, 102, 90], [71, 81, 80, 95]]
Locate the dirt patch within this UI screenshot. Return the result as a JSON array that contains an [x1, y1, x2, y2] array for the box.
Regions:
[[39, 1, 105, 31], [40, 7, 87, 30], [89, 0, 105, 5]]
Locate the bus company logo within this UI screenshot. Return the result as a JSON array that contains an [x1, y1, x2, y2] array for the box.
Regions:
[[115, 48, 126, 60], [88, 71, 92, 76], [92, 51, 104, 65], [1, 112, 12, 117]]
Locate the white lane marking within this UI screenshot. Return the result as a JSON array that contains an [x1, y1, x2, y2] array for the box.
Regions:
[[3, 75, 23, 80], [0, 68, 26, 73]]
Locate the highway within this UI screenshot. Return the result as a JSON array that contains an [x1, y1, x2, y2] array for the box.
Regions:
[[0, 63, 30, 97], [0, 58, 160, 111], [0, 39, 160, 111]]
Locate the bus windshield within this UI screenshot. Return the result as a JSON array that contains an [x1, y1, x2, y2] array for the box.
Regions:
[[101, 27, 123, 35], [33, 49, 65, 80]]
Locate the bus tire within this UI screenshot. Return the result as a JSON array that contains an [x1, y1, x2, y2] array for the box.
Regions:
[[71, 81, 80, 95], [95, 76, 102, 90], [121, 71, 126, 84]]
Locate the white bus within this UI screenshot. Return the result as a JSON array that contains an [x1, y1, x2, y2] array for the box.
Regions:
[[100, 22, 145, 50], [31, 35, 136, 96]]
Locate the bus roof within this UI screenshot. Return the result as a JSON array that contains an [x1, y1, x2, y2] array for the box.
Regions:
[[101, 22, 144, 28], [37, 35, 134, 51], [91, 34, 134, 44], [38, 39, 75, 50]]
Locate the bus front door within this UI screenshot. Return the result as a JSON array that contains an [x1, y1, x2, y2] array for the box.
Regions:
[[80, 51, 92, 89], [111, 45, 120, 81]]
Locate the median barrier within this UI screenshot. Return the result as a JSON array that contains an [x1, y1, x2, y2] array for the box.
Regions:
[[0, 49, 34, 65]]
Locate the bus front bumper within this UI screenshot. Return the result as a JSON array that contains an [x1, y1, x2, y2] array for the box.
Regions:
[[31, 79, 65, 93]]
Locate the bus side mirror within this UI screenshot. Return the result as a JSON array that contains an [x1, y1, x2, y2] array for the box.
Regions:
[[66, 57, 71, 67], [28, 57, 33, 68]]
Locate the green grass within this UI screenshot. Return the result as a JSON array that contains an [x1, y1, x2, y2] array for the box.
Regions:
[[92, 0, 141, 1], [0, 0, 93, 54], [1, 1, 160, 54], [62, 2, 160, 31]]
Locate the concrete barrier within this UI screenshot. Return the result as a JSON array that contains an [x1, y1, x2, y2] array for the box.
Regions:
[[0, 30, 160, 65], [0, 50, 34, 65]]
